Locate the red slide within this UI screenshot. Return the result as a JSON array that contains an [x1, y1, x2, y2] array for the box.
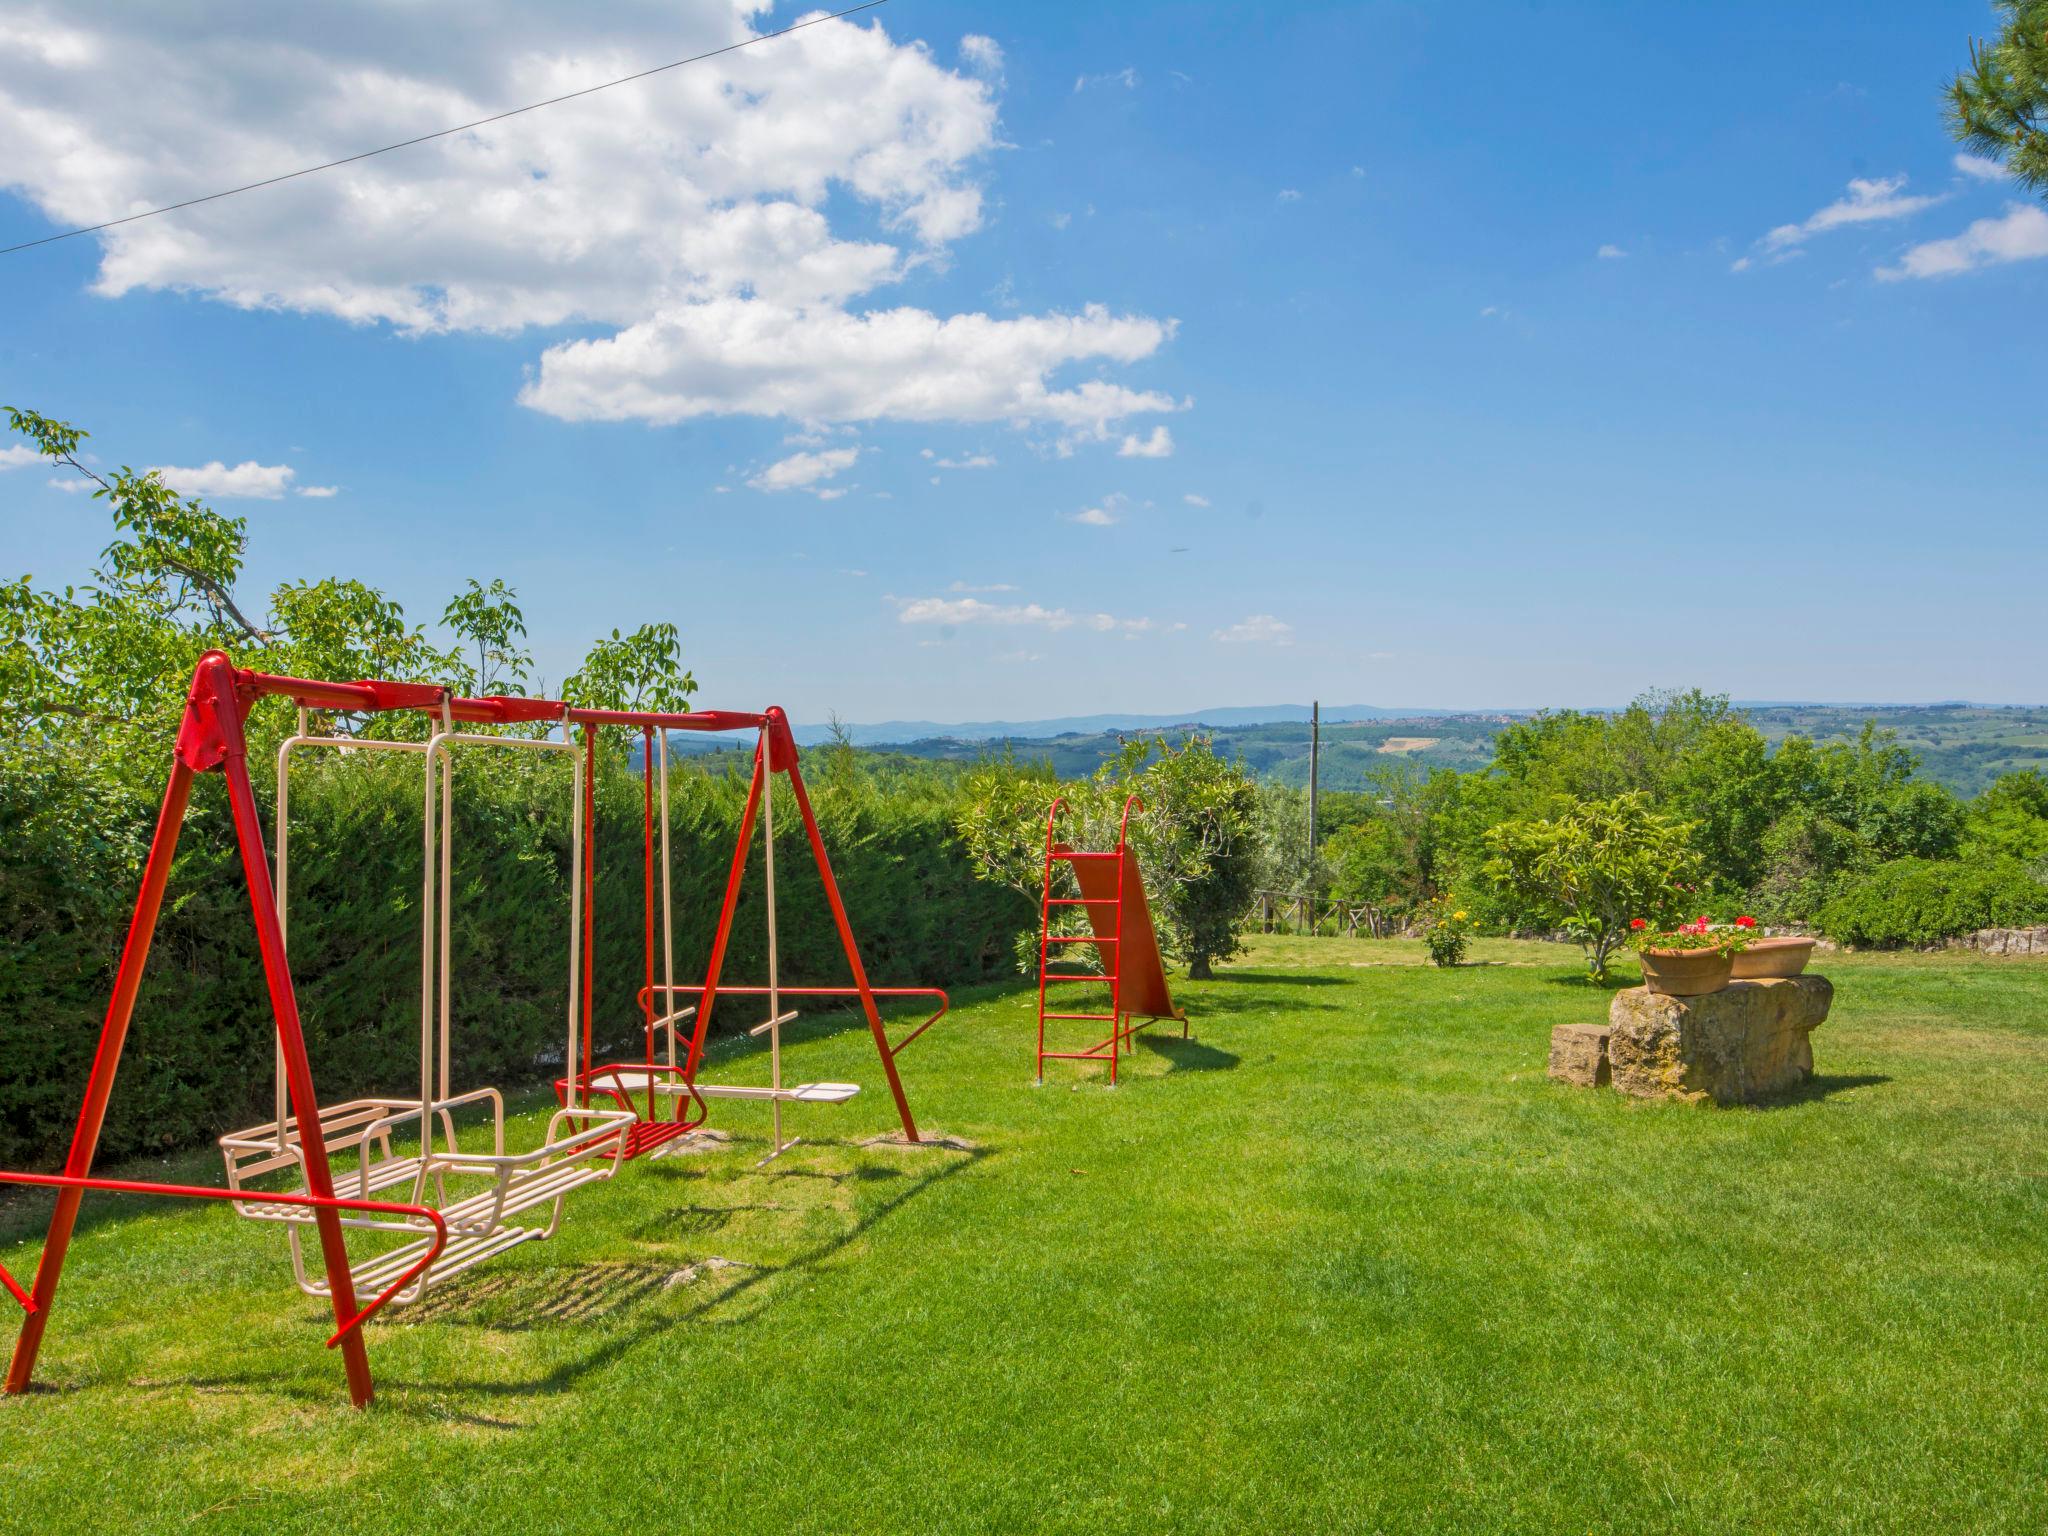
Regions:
[[1060, 843, 1184, 1024]]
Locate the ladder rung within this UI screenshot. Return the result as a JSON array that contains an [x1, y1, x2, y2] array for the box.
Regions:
[[1045, 934, 1117, 944], [1045, 898, 1101, 907], [1042, 973, 1114, 983], [1052, 851, 1120, 861], [1042, 1011, 1116, 1021]]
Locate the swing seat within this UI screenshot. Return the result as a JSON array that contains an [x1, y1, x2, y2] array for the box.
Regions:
[[655, 1079, 861, 1105], [220, 1094, 468, 1218], [225, 1096, 633, 1305]]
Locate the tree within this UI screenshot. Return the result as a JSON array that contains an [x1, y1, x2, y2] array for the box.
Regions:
[[1483, 792, 1702, 981], [561, 622, 696, 715], [442, 578, 532, 696], [1949, 0, 2048, 197], [955, 734, 1261, 980], [1102, 736, 1261, 979]]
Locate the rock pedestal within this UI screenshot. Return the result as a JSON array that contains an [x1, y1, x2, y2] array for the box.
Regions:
[[1606, 975, 1833, 1104]]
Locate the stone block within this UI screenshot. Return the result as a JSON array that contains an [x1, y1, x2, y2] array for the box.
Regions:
[[1607, 975, 1833, 1104], [1548, 1023, 1612, 1088]]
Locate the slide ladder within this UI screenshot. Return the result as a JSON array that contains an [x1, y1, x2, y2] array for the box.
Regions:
[[1035, 795, 1187, 1086]]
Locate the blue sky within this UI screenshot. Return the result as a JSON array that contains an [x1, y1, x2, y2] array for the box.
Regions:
[[2, 1, 2041, 722]]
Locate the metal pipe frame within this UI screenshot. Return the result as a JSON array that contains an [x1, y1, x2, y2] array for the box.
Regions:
[[560, 706, 934, 1149]]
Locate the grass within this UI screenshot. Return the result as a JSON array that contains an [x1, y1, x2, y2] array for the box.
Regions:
[[2, 935, 2044, 1533]]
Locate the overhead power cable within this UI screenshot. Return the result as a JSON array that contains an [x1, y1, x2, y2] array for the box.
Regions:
[[0, 0, 890, 258]]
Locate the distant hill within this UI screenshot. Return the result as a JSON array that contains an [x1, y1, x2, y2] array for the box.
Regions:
[[665, 701, 2048, 798], [781, 703, 1463, 748]]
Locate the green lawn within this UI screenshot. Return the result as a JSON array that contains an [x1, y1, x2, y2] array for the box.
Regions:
[[3, 936, 2044, 1533]]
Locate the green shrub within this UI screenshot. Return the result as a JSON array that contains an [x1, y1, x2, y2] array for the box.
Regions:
[[0, 747, 1028, 1168], [1815, 856, 2048, 948]]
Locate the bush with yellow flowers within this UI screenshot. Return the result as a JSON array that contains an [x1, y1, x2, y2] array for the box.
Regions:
[[1422, 896, 1473, 968]]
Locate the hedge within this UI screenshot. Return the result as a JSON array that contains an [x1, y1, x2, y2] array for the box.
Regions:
[[1814, 855, 2048, 949], [0, 749, 1027, 1167]]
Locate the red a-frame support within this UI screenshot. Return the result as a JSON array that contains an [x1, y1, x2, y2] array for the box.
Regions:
[[560, 706, 944, 1154], [0, 653, 496, 1407]]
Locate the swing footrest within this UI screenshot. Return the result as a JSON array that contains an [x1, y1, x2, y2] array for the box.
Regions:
[[656, 1080, 861, 1104], [300, 1222, 543, 1302], [746, 1009, 801, 1038]]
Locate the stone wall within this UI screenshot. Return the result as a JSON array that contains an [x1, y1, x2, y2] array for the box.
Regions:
[[1949, 925, 2048, 956]]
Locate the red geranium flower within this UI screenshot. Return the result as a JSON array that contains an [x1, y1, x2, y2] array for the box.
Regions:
[[1735, 915, 1756, 928], [1630, 918, 1647, 930]]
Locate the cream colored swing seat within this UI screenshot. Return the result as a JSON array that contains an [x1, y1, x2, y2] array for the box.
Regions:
[[217, 706, 632, 1307]]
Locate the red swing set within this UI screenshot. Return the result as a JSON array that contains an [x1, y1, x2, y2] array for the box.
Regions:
[[555, 704, 949, 1163], [0, 652, 945, 1408]]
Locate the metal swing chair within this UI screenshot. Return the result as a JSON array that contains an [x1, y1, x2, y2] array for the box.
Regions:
[[218, 693, 634, 1306], [557, 707, 950, 1163]]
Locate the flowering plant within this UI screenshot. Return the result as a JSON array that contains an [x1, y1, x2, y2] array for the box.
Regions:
[[1422, 896, 1472, 968], [1626, 914, 1754, 955]]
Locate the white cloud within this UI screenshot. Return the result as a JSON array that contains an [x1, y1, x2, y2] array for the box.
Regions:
[[0, 444, 39, 469], [151, 460, 298, 499], [947, 580, 1018, 593], [1, 7, 1178, 436], [1049, 210, 1071, 230], [748, 445, 860, 494], [1738, 175, 1942, 269], [959, 35, 1003, 78], [1117, 425, 1174, 458], [1597, 243, 1627, 259], [1350, 165, 1364, 178], [47, 477, 92, 493], [931, 453, 996, 469], [295, 484, 340, 498], [1212, 613, 1293, 646], [892, 594, 1149, 631], [1183, 492, 1210, 507], [1878, 202, 2048, 281], [523, 302, 1181, 435], [1277, 188, 1301, 203], [1074, 67, 1138, 92], [1064, 491, 1129, 527], [1954, 153, 2008, 182]]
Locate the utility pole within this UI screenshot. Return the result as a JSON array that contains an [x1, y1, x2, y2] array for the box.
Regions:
[[1308, 699, 1320, 865]]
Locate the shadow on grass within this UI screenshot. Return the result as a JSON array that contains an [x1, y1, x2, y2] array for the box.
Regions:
[[1192, 993, 1345, 1019], [1543, 972, 1637, 992], [1756, 1072, 1892, 1108], [1135, 1035, 1239, 1074], [1206, 970, 1350, 986], [158, 1138, 991, 1412]]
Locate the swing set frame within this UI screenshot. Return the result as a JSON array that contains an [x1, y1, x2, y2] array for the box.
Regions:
[[0, 652, 943, 1408]]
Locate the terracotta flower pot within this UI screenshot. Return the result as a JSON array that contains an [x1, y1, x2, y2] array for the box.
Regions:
[[1637, 947, 1734, 997], [1730, 936, 1815, 979]]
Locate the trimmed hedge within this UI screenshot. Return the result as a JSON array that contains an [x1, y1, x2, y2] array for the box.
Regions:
[[0, 750, 1027, 1167], [1815, 855, 2048, 949]]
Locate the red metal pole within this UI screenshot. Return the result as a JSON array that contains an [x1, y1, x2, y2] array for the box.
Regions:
[[781, 748, 920, 1142], [4, 757, 194, 1396], [681, 749, 762, 1078], [641, 725, 657, 1124], [581, 725, 598, 1104], [211, 675, 376, 1407]]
